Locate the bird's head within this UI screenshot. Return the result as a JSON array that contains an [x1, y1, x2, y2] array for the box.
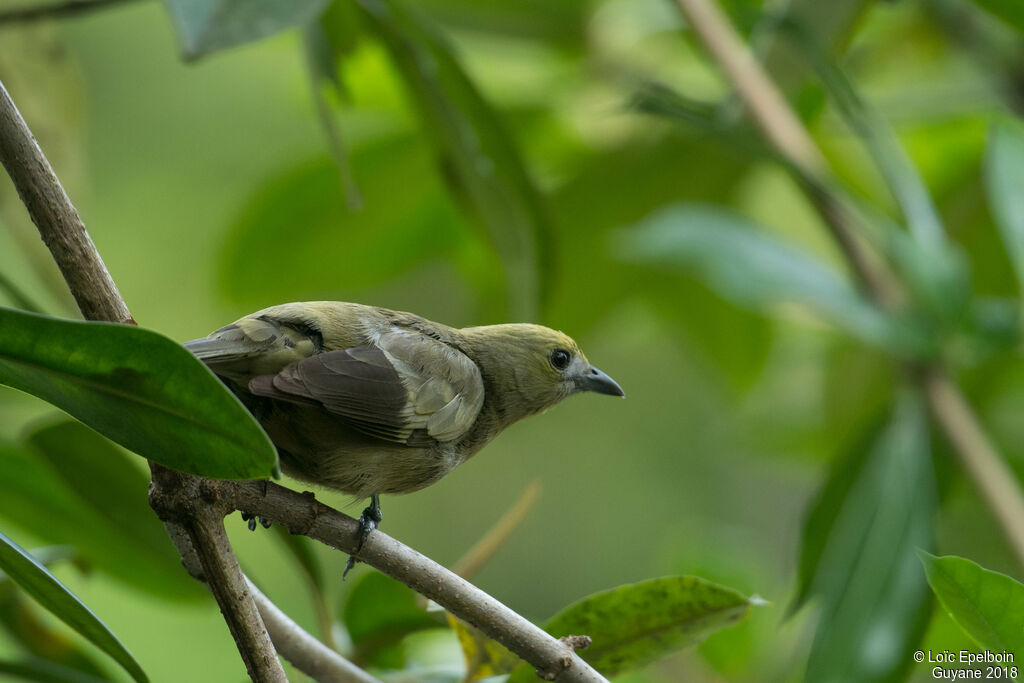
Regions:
[[460, 323, 624, 422]]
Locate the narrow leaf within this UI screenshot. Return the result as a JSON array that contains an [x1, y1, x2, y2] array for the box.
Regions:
[[355, 0, 553, 321], [0, 307, 277, 480], [986, 119, 1024, 292], [343, 571, 442, 667], [160, 0, 330, 60], [0, 531, 147, 683], [969, 0, 1024, 32], [797, 394, 937, 682], [510, 576, 755, 680], [0, 657, 110, 683], [918, 552, 1024, 657], [617, 204, 926, 355]]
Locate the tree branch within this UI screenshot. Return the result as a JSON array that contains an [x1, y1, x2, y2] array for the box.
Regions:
[[0, 78, 287, 681], [0, 76, 609, 682], [672, 0, 1024, 566]]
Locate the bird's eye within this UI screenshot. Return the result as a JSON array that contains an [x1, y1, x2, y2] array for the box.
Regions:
[[549, 348, 571, 371]]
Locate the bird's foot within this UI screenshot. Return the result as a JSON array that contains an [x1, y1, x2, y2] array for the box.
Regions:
[[343, 494, 382, 580], [240, 511, 272, 531]]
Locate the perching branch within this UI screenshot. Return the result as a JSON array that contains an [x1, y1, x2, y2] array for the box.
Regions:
[[672, 0, 1024, 567], [0, 78, 287, 682], [0, 77, 610, 683]]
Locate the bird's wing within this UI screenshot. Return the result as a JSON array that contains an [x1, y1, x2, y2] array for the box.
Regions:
[[183, 315, 321, 381], [248, 329, 485, 446]]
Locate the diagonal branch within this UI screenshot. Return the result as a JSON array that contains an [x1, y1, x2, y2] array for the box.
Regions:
[[672, 0, 1024, 567]]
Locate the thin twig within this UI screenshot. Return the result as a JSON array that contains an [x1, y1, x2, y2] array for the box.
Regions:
[[453, 479, 541, 579], [0, 0, 139, 24], [246, 577, 382, 683], [672, 0, 1024, 566]]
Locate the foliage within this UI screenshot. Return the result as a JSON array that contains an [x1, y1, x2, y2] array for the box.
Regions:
[[0, 0, 1023, 680]]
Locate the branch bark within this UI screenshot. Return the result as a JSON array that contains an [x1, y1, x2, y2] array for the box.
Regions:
[[0, 76, 609, 682], [672, 0, 1024, 566]]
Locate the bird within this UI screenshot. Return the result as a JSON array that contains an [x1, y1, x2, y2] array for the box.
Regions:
[[184, 301, 623, 573]]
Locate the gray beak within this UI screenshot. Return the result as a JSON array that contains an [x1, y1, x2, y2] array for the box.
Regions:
[[580, 365, 624, 397]]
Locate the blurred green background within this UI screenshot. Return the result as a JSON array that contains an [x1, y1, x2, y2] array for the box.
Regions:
[[1, 0, 1023, 680]]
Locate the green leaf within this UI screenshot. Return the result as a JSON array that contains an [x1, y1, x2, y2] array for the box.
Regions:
[[447, 613, 519, 681], [160, 0, 331, 60], [986, 119, 1024, 292], [0, 439, 200, 599], [220, 138, 468, 305], [0, 531, 147, 683], [617, 204, 926, 355], [355, 0, 553, 321], [508, 576, 755, 681], [969, 0, 1024, 32], [795, 394, 936, 682], [24, 420, 198, 590], [342, 571, 442, 667], [0, 656, 110, 683], [918, 553, 1024, 657], [0, 307, 277, 480]]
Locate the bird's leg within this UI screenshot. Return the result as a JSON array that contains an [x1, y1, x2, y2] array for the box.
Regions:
[[343, 494, 382, 579]]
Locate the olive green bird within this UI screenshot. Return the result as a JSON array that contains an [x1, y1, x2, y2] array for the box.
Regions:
[[185, 301, 623, 571]]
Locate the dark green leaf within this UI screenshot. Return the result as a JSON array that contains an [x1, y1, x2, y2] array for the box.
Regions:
[[0, 531, 147, 683], [160, 0, 331, 60], [509, 576, 755, 680], [343, 571, 442, 667], [985, 119, 1024, 291], [617, 204, 926, 355], [356, 0, 553, 321], [0, 272, 45, 314], [0, 656, 110, 683], [969, 0, 1024, 32], [919, 552, 1024, 656], [0, 307, 277, 480], [0, 439, 200, 599], [220, 138, 468, 305], [796, 395, 936, 682]]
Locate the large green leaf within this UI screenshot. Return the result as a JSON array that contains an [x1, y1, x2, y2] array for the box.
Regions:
[[220, 137, 469, 305], [795, 395, 936, 682], [919, 553, 1024, 657], [0, 307, 277, 480], [160, 0, 331, 60], [986, 119, 1024, 292], [617, 204, 927, 355], [508, 576, 755, 681], [354, 0, 553, 321], [0, 531, 147, 683], [0, 438, 201, 599]]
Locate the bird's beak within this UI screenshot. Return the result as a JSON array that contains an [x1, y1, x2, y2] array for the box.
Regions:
[[579, 365, 625, 397]]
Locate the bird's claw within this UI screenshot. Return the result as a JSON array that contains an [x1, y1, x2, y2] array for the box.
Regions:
[[343, 495, 382, 580], [241, 511, 271, 531]]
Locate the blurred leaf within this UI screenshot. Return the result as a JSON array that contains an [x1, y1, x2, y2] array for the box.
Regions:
[[509, 576, 755, 681], [160, 0, 331, 60], [617, 204, 927, 355], [822, 341, 893, 438], [407, 0, 589, 45], [272, 527, 324, 594], [0, 439, 201, 600], [0, 307, 277, 480], [0, 531, 147, 683], [221, 138, 468, 305], [25, 421, 188, 583], [0, 588, 108, 681], [985, 118, 1024, 292], [552, 136, 771, 392], [355, 0, 554, 321], [447, 614, 519, 681], [918, 552, 1024, 655], [968, 0, 1024, 32], [0, 272, 45, 314], [0, 656, 110, 683], [342, 571, 442, 668], [796, 394, 936, 682]]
